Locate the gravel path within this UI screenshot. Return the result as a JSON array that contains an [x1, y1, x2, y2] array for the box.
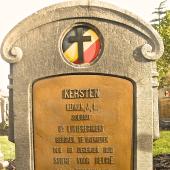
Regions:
[[153, 154, 170, 170]]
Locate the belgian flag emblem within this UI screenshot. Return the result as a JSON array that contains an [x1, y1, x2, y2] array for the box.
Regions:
[[62, 25, 101, 64]]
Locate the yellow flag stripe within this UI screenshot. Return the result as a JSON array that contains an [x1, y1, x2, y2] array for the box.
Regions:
[[64, 42, 78, 62]]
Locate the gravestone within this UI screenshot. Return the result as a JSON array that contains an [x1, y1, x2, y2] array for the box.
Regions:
[[1, 1, 163, 170]]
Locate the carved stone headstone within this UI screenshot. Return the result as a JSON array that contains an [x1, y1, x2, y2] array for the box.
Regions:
[[1, 1, 163, 170]]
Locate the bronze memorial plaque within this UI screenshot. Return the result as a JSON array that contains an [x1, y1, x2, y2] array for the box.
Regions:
[[33, 75, 133, 170]]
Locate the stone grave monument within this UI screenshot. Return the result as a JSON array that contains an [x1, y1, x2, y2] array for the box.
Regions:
[[1, 1, 164, 170]]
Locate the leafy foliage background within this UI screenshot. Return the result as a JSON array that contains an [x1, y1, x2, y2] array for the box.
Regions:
[[155, 11, 170, 87]]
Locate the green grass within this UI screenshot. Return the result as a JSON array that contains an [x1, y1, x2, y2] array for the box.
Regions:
[[153, 130, 170, 156], [0, 136, 15, 160]]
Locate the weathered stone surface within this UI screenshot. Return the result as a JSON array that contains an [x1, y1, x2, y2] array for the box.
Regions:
[[1, 1, 163, 170]]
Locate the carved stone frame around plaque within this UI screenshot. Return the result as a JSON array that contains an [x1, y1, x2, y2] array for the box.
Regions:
[[1, 1, 164, 170], [33, 74, 134, 170]]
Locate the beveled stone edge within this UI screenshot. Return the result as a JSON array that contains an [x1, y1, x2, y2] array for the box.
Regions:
[[1, 0, 164, 63]]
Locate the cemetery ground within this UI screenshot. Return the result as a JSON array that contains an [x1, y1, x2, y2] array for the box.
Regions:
[[0, 131, 170, 169], [153, 130, 170, 169], [153, 131, 170, 156]]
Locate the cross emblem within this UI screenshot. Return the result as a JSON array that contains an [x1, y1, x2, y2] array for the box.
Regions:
[[68, 27, 91, 63], [62, 25, 101, 65]]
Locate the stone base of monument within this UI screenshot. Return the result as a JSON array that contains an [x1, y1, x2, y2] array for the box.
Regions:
[[153, 154, 170, 170]]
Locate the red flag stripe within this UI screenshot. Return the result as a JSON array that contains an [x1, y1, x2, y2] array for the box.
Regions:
[[83, 39, 101, 63]]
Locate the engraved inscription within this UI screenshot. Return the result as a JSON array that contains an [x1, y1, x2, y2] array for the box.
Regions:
[[66, 125, 104, 133], [53, 157, 70, 165], [95, 156, 114, 164], [55, 137, 75, 143], [33, 75, 133, 170], [66, 103, 98, 112], [62, 88, 100, 99], [77, 137, 108, 143], [77, 147, 99, 153], [71, 114, 91, 121], [77, 158, 90, 164]]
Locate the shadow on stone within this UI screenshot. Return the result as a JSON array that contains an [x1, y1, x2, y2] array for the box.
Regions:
[[138, 133, 152, 152]]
